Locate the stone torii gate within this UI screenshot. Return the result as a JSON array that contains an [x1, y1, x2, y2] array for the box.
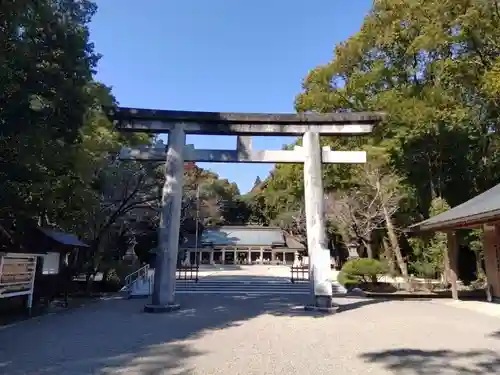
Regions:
[[109, 107, 384, 313]]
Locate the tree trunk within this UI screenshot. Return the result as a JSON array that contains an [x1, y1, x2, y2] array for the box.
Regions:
[[472, 246, 485, 280], [85, 266, 96, 294], [85, 248, 101, 295], [363, 239, 374, 259], [362, 239, 378, 283], [382, 236, 396, 275], [475, 254, 485, 279], [442, 248, 450, 284], [383, 204, 408, 277]]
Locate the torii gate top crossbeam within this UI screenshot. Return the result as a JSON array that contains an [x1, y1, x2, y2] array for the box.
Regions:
[[107, 106, 385, 135]]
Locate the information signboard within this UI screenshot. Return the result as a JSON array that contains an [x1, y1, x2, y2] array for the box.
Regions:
[[0, 253, 37, 309]]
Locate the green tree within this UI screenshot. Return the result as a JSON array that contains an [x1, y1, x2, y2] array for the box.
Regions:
[[408, 197, 450, 279], [0, 0, 100, 225], [266, 0, 500, 275]]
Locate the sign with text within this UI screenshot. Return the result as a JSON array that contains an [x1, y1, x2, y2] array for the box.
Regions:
[[0, 255, 37, 297]]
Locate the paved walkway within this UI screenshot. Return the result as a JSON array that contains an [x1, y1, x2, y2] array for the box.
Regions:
[[436, 299, 500, 317], [1, 295, 500, 375]]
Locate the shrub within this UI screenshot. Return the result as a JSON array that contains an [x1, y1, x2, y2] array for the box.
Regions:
[[340, 258, 388, 285], [102, 269, 122, 292], [337, 270, 361, 288], [113, 263, 139, 281], [410, 260, 438, 279], [100, 262, 138, 292]]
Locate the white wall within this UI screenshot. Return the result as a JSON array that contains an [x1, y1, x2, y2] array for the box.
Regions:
[[42, 252, 60, 275]]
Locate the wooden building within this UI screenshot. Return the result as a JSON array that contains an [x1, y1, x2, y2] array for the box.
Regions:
[[0, 225, 89, 309], [411, 183, 500, 301], [180, 226, 305, 265]]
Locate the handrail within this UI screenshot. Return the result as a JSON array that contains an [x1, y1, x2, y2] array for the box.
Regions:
[[124, 264, 150, 289], [290, 265, 309, 283]]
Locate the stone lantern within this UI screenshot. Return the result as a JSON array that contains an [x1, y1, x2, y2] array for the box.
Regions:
[[346, 242, 359, 260]]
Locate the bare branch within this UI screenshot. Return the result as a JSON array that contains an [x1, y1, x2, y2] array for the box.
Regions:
[[325, 190, 385, 244]]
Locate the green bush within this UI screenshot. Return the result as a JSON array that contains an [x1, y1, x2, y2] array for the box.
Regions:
[[100, 262, 139, 292], [103, 269, 122, 292], [113, 263, 139, 281], [410, 260, 438, 279], [339, 258, 388, 285], [337, 270, 361, 288]]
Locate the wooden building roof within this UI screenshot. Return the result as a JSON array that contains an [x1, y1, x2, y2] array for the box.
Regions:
[[410, 183, 500, 232], [183, 226, 304, 249]]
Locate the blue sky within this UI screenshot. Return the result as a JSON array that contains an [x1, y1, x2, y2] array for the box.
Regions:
[[89, 0, 372, 193]]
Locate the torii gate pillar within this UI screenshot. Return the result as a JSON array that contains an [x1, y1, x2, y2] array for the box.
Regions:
[[145, 124, 185, 313], [109, 106, 384, 314], [303, 131, 332, 309]]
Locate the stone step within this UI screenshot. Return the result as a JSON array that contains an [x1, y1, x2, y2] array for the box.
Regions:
[[127, 278, 346, 297], [176, 284, 312, 290], [189, 280, 300, 285]]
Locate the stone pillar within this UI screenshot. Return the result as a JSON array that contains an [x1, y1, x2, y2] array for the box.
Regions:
[[210, 251, 214, 264], [237, 136, 252, 159], [303, 130, 333, 310], [146, 124, 185, 313], [446, 231, 459, 300]]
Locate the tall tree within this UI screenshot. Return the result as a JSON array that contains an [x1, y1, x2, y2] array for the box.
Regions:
[[249, 0, 500, 273], [0, 0, 99, 225]]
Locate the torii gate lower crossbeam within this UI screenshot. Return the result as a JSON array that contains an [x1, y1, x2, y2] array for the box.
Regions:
[[109, 107, 384, 313]]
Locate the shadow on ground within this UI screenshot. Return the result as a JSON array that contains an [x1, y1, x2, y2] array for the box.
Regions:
[[360, 348, 500, 374], [3, 271, 498, 375], [0, 272, 384, 375], [489, 330, 500, 339]]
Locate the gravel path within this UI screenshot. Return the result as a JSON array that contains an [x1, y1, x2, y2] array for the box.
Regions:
[[1, 295, 500, 375]]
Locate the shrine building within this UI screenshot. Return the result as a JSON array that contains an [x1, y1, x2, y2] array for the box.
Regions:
[[180, 225, 304, 265]]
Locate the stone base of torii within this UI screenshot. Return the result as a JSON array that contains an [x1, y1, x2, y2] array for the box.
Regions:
[[109, 107, 384, 313]]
